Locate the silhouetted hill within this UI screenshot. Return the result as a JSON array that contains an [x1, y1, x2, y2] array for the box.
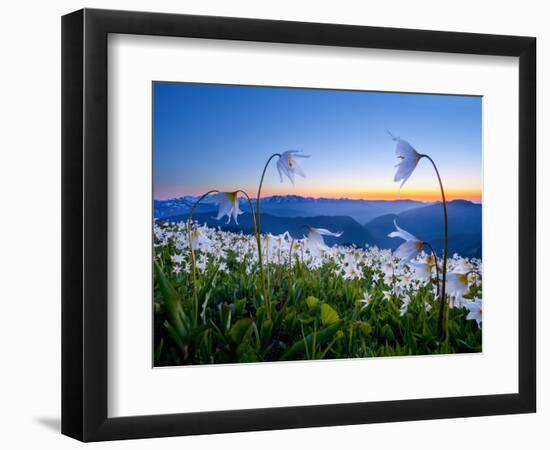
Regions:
[[366, 200, 481, 258]]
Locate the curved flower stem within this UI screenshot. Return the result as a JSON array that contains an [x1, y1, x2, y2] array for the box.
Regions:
[[256, 153, 282, 319], [187, 189, 219, 323], [421, 154, 448, 341], [421, 241, 441, 297], [288, 237, 297, 288], [234, 189, 264, 310], [235, 190, 259, 238]]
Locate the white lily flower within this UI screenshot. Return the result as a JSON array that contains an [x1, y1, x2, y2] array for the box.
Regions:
[[399, 294, 412, 316], [342, 263, 363, 280], [388, 220, 419, 242], [359, 291, 371, 308], [464, 298, 482, 327], [170, 253, 184, 265], [388, 221, 424, 262], [277, 150, 310, 185], [408, 254, 435, 282], [306, 226, 343, 251], [208, 191, 243, 224], [190, 226, 211, 250], [389, 133, 422, 189], [446, 269, 470, 300]]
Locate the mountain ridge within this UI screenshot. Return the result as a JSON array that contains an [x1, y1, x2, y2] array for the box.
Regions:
[[154, 194, 428, 224]]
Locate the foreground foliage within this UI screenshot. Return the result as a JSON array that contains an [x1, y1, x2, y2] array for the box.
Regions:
[[153, 222, 482, 366]]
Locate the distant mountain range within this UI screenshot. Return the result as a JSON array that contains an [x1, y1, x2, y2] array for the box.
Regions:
[[156, 195, 481, 258], [154, 195, 424, 224]]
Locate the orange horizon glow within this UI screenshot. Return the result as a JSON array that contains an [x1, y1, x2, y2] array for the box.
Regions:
[[156, 187, 482, 203], [258, 190, 481, 202]]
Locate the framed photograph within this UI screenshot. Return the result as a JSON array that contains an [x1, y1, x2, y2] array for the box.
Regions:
[[62, 8, 536, 441]]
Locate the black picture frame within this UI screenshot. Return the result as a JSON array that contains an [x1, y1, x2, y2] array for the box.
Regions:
[[62, 8, 536, 442]]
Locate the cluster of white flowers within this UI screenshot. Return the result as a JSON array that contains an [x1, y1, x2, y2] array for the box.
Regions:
[[154, 220, 483, 326], [155, 136, 483, 330]]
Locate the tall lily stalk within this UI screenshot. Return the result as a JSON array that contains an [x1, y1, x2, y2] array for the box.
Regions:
[[187, 189, 257, 322], [420, 154, 449, 339], [421, 241, 441, 297], [390, 132, 449, 339], [187, 189, 219, 322], [256, 153, 282, 318]]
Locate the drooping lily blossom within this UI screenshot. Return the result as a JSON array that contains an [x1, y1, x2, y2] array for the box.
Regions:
[[389, 132, 422, 189], [208, 191, 243, 224], [446, 269, 470, 301], [277, 150, 310, 185], [464, 298, 482, 327], [306, 226, 343, 251], [388, 220, 423, 262]]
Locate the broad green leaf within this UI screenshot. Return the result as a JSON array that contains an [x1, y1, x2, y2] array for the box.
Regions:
[[305, 295, 319, 311], [281, 322, 342, 360], [229, 318, 253, 344], [321, 303, 340, 326]]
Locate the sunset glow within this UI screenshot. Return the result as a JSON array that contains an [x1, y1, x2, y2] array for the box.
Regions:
[[153, 82, 482, 204]]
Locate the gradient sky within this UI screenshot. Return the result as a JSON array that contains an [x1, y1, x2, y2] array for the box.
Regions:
[[153, 82, 482, 202]]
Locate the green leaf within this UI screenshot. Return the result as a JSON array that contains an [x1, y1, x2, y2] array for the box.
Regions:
[[234, 298, 247, 316], [358, 321, 372, 337], [281, 322, 342, 360], [155, 261, 186, 339], [229, 318, 253, 344], [321, 303, 340, 326], [305, 295, 319, 311], [381, 324, 395, 342]]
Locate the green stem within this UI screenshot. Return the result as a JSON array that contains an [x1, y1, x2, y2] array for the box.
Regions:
[[235, 190, 259, 238], [421, 241, 441, 297], [288, 237, 296, 285], [421, 154, 448, 341], [256, 153, 282, 318], [187, 189, 219, 323]]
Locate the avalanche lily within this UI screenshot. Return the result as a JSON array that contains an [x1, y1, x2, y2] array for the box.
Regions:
[[446, 269, 470, 301], [359, 291, 371, 308], [464, 298, 482, 327], [190, 226, 211, 250], [208, 191, 243, 224], [306, 226, 343, 251], [388, 133, 450, 339], [389, 132, 422, 190], [277, 150, 310, 185], [388, 220, 424, 262], [255, 151, 311, 318], [408, 254, 436, 282]]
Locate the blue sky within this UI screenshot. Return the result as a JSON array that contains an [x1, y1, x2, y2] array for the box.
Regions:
[[153, 82, 482, 202]]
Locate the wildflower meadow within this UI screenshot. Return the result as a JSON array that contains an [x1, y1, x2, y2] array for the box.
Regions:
[[153, 140, 482, 366]]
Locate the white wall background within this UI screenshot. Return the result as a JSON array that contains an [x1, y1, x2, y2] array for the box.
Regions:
[[0, 0, 546, 448]]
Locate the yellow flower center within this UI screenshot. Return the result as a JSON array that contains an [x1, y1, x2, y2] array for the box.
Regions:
[[458, 273, 468, 285], [226, 191, 238, 204], [415, 241, 423, 251], [427, 255, 435, 270]]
